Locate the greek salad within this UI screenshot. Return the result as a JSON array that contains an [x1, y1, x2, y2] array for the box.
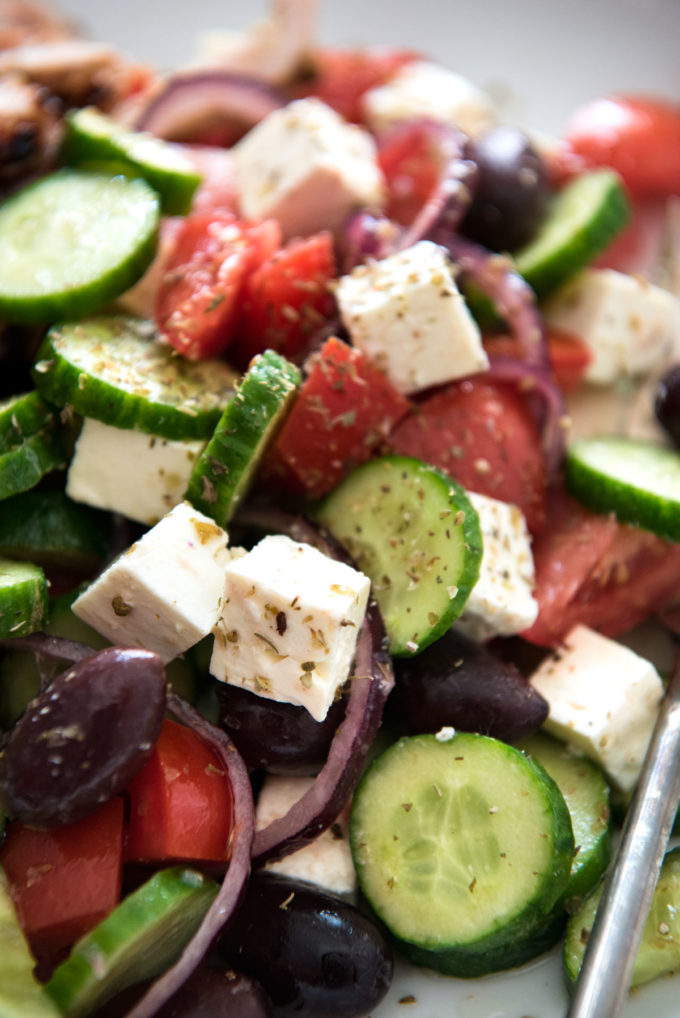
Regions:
[[0, 1, 680, 1016]]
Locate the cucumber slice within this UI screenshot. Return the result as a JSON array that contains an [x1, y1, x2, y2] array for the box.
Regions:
[[316, 455, 483, 656], [518, 733, 612, 906], [350, 732, 574, 978], [0, 490, 113, 572], [185, 349, 300, 525], [45, 867, 219, 1018], [0, 428, 66, 501], [62, 107, 202, 216], [33, 314, 238, 440], [0, 169, 160, 324], [0, 867, 61, 1018], [566, 436, 680, 542], [514, 170, 630, 299], [0, 391, 55, 450], [564, 847, 680, 990], [0, 558, 48, 638]]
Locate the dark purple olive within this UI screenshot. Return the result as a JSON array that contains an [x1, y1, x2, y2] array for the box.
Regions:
[[216, 682, 347, 775], [462, 125, 552, 251], [156, 966, 273, 1018], [390, 628, 549, 742], [0, 646, 166, 827], [220, 874, 393, 1017], [654, 363, 680, 447]]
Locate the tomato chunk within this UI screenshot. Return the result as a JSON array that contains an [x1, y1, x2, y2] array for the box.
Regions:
[[484, 329, 593, 394], [387, 378, 547, 533], [126, 718, 234, 865], [231, 232, 336, 368], [377, 121, 440, 225], [564, 94, 680, 199], [299, 47, 417, 124], [264, 336, 410, 498], [0, 797, 124, 958], [155, 210, 281, 360], [523, 488, 680, 647]]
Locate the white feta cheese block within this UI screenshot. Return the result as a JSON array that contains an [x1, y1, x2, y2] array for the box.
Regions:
[[336, 240, 489, 394], [73, 502, 232, 664], [256, 775, 356, 895], [529, 624, 663, 794], [454, 492, 538, 641], [362, 61, 496, 137], [210, 534, 370, 721], [543, 268, 680, 385], [66, 417, 205, 526], [232, 97, 384, 239]]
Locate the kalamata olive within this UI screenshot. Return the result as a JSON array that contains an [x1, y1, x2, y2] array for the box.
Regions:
[[462, 125, 552, 251], [654, 363, 680, 447], [216, 682, 347, 775], [0, 646, 166, 827], [220, 874, 393, 1017], [390, 628, 549, 742], [156, 966, 274, 1018]]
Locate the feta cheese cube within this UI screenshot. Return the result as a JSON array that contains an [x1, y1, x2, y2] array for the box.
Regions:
[[232, 97, 384, 239], [256, 775, 356, 895], [210, 534, 370, 721], [73, 502, 232, 663], [362, 61, 496, 137], [67, 418, 205, 526], [454, 492, 538, 641], [543, 268, 680, 385], [336, 240, 489, 394], [529, 624, 663, 793]]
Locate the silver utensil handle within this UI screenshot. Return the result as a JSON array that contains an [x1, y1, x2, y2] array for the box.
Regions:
[[567, 658, 680, 1018]]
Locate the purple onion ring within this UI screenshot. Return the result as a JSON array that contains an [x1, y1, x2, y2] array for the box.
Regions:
[[0, 632, 95, 662]]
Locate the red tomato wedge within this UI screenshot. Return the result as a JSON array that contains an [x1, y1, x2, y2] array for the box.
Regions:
[[377, 121, 440, 225], [155, 210, 281, 360], [231, 232, 336, 368], [0, 797, 124, 958], [125, 718, 234, 865], [264, 336, 410, 498], [484, 330, 593, 393], [387, 378, 547, 533], [522, 488, 680, 647], [299, 46, 418, 124], [564, 94, 680, 199]]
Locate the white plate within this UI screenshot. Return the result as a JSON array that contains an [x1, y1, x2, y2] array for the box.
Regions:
[[47, 2, 680, 1014]]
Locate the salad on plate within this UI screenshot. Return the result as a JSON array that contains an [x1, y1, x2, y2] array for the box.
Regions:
[[0, 1, 680, 1016]]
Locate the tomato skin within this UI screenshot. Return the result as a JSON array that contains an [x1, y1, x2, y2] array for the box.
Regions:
[[484, 330, 592, 393], [155, 210, 281, 360], [564, 95, 680, 198], [377, 121, 440, 225], [387, 378, 547, 533], [231, 232, 336, 369], [264, 336, 410, 498], [523, 488, 680, 647], [0, 797, 124, 958], [298, 47, 418, 124], [125, 719, 234, 865]]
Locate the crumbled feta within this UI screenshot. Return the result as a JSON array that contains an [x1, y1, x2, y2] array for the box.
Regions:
[[361, 61, 496, 137], [529, 624, 663, 793], [73, 502, 232, 663], [232, 97, 384, 238], [335, 240, 489, 394], [210, 534, 370, 721], [454, 492, 538, 641], [256, 775, 356, 894], [66, 417, 205, 526], [543, 268, 680, 385]]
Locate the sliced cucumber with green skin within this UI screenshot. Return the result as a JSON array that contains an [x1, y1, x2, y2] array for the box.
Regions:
[[564, 847, 680, 990], [566, 436, 680, 542], [0, 169, 160, 324], [33, 314, 238, 440], [0, 867, 61, 1018], [350, 732, 574, 978], [514, 169, 629, 299], [0, 391, 55, 451], [0, 490, 114, 572], [45, 867, 219, 1018], [0, 557, 48, 638], [0, 427, 66, 501], [62, 107, 202, 216], [518, 733, 612, 907], [316, 455, 483, 656], [185, 349, 300, 526]]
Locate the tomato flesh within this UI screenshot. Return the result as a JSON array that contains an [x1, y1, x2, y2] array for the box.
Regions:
[[298, 47, 418, 124], [377, 121, 440, 225]]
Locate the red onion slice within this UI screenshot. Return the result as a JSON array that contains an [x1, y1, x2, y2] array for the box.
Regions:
[[124, 693, 254, 1018], [0, 632, 95, 662], [134, 70, 287, 141]]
